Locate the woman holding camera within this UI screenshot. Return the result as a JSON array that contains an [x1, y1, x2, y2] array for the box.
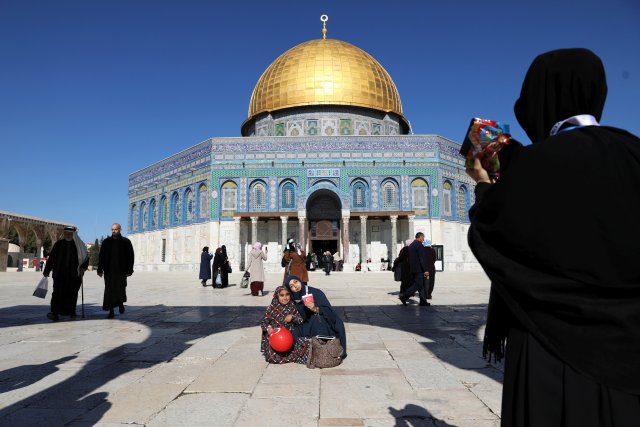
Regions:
[[467, 48, 640, 425]]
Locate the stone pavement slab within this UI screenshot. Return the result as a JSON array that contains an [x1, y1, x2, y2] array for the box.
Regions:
[[0, 269, 502, 426]]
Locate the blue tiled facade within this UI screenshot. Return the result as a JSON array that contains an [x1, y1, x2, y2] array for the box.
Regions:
[[128, 135, 474, 234]]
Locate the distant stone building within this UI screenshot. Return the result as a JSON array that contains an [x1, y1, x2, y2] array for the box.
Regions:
[[0, 211, 73, 271], [128, 23, 479, 273]]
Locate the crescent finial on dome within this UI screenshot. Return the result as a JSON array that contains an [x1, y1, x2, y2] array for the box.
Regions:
[[321, 15, 328, 39]]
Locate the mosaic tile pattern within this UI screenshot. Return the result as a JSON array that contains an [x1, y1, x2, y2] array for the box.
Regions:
[[128, 135, 473, 232]]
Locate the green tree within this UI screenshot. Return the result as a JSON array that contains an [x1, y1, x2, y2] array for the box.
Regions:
[[24, 231, 38, 255], [88, 238, 101, 267], [8, 228, 19, 246], [88, 236, 105, 266], [43, 234, 53, 257]]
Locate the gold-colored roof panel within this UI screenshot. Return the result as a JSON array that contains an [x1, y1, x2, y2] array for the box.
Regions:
[[247, 38, 405, 120]]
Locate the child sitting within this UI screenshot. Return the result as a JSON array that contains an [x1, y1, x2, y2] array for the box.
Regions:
[[260, 286, 310, 364]]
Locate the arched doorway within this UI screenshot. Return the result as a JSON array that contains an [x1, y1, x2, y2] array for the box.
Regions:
[[306, 189, 341, 258]]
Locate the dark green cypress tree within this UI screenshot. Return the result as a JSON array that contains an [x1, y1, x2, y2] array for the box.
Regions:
[[89, 238, 101, 267]]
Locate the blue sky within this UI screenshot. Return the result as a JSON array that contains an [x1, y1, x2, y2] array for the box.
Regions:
[[1, 0, 638, 243]]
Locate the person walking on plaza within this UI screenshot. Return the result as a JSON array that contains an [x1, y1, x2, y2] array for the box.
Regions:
[[322, 251, 333, 276], [398, 232, 429, 306], [333, 251, 342, 271], [211, 246, 230, 288], [199, 246, 213, 287], [467, 48, 640, 425], [282, 240, 308, 286], [43, 226, 89, 321], [97, 223, 134, 319], [392, 238, 413, 297], [246, 242, 267, 296], [423, 239, 436, 300]]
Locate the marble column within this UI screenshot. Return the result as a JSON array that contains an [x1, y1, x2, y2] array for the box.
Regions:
[[280, 216, 288, 249], [390, 215, 398, 259], [408, 215, 416, 240], [341, 213, 350, 263], [359, 215, 368, 264], [233, 217, 241, 268], [297, 211, 306, 251], [250, 216, 258, 244]]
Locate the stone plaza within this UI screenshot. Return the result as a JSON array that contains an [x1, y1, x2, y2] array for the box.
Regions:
[[0, 269, 502, 426]]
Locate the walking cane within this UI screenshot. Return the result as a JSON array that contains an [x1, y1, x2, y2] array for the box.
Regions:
[[81, 276, 85, 318]]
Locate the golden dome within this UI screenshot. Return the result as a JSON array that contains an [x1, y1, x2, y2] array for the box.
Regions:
[[246, 38, 407, 127]]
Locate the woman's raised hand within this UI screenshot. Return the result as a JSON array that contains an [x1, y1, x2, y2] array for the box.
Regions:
[[304, 300, 317, 313], [466, 157, 493, 184]]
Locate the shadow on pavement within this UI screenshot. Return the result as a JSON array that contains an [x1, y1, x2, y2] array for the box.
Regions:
[[0, 299, 499, 424], [0, 356, 77, 394], [389, 403, 456, 426]]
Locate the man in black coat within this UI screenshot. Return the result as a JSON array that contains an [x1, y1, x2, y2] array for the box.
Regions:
[[398, 232, 430, 306], [423, 242, 437, 299], [97, 223, 134, 319]]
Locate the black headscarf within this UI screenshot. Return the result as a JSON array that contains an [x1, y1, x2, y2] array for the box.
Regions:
[[284, 275, 305, 303], [514, 48, 607, 143], [469, 48, 640, 393], [284, 274, 347, 358]]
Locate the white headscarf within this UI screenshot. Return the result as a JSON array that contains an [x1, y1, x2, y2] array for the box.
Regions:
[[253, 242, 262, 250], [72, 230, 89, 276]]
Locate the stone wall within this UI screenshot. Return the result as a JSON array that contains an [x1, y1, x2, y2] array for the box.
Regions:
[[130, 218, 481, 273]]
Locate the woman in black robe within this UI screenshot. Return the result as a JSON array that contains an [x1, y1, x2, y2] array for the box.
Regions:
[[466, 48, 640, 426], [199, 247, 213, 287], [394, 238, 413, 298], [211, 247, 229, 288], [284, 274, 347, 359]]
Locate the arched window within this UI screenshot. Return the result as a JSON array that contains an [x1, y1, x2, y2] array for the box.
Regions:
[[411, 178, 429, 211], [352, 180, 367, 209], [160, 196, 168, 226], [198, 184, 208, 219], [381, 179, 398, 209], [250, 181, 267, 211], [457, 185, 468, 219], [171, 192, 181, 225], [131, 204, 138, 232], [184, 189, 195, 222], [280, 181, 295, 209], [442, 181, 453, 216], [150, 198, 157, 228], [221, 181, 238, 211], [140, 201, 148, 231]]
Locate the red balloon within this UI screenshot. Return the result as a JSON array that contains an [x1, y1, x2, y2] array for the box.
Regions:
[[269, 327, 293, 352]]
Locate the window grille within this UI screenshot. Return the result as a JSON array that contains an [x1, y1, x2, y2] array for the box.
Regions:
[[443, 181, 452, 216], [457, 186, 467, 218], [222, 188, 237, 210], [251, 183, 266, 210], [382, 181, 397, 209], [353, 182, 366, 208], [281, 182, 295, 209], [198, 185, 208, 218]]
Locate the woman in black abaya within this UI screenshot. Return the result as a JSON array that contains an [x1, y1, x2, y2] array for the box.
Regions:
[[284, 275, 347, 359], [467, 48, 640, 426]]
